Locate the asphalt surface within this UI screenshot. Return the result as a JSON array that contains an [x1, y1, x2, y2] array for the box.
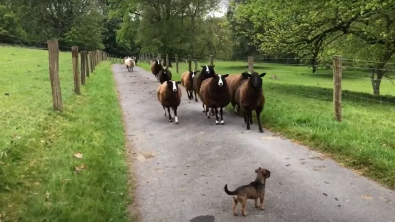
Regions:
[[113, 64, 395, 222]]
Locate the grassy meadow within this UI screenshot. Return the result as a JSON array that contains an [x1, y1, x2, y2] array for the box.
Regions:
[[139, 59, 395, 189], [0, 47, 132, 222]]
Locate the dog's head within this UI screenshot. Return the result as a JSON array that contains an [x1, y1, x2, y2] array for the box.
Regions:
[[255, 167, 271, 181]]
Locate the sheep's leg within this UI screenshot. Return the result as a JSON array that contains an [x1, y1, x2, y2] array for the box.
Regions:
[[249, 113, 253, 125], [206, 106, 210, 119], [190, 90, 194, 99], [220, 108, 225, 125], [167, 107, 172, 122], [163, 106, 166, 117], [246, 109, 252, 130], [211, 108, 215, 116], [194, 91, 198, 102], [215, 108, 219, 125], [188, 90, 193, 100], [243, 111, 248, 124], [202, 103, 206, 113], [256, 109, 264, 133], [174, 107, 178, 124]]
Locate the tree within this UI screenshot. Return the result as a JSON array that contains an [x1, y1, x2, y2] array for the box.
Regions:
[[0, 4, 26, 43], [230, 0, 395, 94]]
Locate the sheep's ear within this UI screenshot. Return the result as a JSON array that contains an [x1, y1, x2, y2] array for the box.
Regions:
[[242, 72, 251, 78], [201, 65, 206, 68], [259, 73, 267, 77], [223, 74, 229, 78]]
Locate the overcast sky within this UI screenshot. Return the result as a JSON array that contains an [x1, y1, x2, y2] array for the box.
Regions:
[[212, 0, 228, 17]]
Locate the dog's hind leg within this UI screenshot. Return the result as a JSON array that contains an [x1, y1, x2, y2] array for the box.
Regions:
[[232, 197, 238, 216]]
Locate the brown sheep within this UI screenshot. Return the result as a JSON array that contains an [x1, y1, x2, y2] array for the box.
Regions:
[[157, 80, 182, 124], [235, 72, 267, 133], [193, 65, 216, 105], [181, 70, 199, 100], [151, 60, 163, 80], [226, 72, 250, 113], [199, 74, 231, 125]]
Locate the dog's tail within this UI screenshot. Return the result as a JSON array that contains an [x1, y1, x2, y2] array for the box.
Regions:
[[224, 184, 238, 195]]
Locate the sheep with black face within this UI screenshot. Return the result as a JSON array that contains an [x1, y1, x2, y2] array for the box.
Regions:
[[199, 74, 231, 125], [193, 65, 216, 116], [151, 60, 163, 80], [158, 67, 172, 84], [181, 70, 199, 100], [226, 72, 250, 113], [235, 72, 267, 133], [193, 65, 216, 104], [157, 80, 182, 124]]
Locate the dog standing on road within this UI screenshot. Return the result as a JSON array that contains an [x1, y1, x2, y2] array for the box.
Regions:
[[224, 167, 271, 216]]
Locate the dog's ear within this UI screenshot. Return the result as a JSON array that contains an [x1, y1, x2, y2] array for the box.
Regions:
[[255, 167, 261, 173], [265, 169, 271, 178]]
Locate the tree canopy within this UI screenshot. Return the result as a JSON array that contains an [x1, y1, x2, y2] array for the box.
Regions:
[[1, 0, 394, 94]]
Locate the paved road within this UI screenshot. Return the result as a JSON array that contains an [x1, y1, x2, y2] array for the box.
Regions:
[[113, 64, 395, 222]]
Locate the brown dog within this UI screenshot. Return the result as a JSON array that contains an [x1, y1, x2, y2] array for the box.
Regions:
[[224, 167, 271, 216]]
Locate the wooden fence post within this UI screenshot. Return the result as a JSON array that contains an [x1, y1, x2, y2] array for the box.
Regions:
[[47, 39, 63, 112], [188, 55, 192, 70], [81, 51, 86, 85], [89, 51, 94, 73], [248, 56, 254, 72], [209, 55, 214, 66], [85, 52, 90, 78], [194, 60, 198, 71], [166, 54, 169, 67], [97, 50, 100, 64], [333, 55, 342, 122], [175, 54, 179, 73], [72, 46, 81, 95]]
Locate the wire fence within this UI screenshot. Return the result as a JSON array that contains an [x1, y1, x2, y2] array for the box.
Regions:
[[0, 41, 111, 153]]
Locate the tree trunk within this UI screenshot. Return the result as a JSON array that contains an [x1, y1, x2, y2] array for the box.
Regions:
[[370, 68, 384, 95]]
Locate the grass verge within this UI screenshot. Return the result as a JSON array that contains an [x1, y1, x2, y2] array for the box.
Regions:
[[138, 61, 395, 190], [0, 61, 132, 222]]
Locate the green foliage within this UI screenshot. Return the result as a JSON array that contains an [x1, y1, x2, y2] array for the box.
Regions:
[[0, 4, 26, 43], [229, 0, 395, 93]]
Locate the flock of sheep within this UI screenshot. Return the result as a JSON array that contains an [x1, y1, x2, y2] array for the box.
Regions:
[[127, 58, 267, 133]]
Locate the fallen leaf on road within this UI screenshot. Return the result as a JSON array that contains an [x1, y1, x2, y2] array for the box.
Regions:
[[361, 194, 373, 200], [74, 152, 83, 159]]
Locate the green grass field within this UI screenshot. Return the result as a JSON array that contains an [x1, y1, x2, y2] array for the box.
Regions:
[[139, 59, 395, 189], [0, 47, 132, 222]]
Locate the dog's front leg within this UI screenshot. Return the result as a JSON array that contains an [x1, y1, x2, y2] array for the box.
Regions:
[[260, 192, 265, 210], [241, 202, 247, 216], [255, 198, 259, 208]]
